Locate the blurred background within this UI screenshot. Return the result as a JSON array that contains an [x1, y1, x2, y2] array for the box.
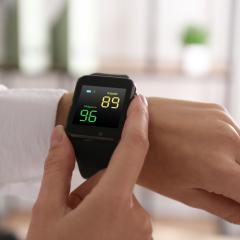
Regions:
[[0, 0, 240, 239]]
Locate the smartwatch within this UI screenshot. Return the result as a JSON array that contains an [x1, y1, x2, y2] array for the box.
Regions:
[[65, 73, 136, 178]]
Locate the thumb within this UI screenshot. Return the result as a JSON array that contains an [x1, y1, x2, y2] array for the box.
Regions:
[[37, 125, 75, 209]]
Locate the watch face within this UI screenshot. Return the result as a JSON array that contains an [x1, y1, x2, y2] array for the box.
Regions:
[[73, 85, 126, 128]]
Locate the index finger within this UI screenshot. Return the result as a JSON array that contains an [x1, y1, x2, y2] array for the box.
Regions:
[[97, 95, 149, 196]]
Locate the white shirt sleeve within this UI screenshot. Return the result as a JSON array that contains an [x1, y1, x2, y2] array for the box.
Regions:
[[0, 85, 7, 91], [0, 86, 66, 187]]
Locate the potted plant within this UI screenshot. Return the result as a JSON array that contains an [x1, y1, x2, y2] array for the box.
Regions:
[[181, 25, 211, 76]]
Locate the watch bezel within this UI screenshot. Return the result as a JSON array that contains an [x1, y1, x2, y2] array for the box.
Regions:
[[65, 75, 136, 140]]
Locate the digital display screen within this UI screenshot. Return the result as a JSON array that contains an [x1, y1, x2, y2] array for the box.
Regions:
[[73, 85, 126, 128]]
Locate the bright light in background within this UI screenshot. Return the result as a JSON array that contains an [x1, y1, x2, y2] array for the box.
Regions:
[[67, 0, 99, 76], [18, 0, 50, 75]]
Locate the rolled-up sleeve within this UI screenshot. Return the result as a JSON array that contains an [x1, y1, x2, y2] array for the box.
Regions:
[[0, 88, 66, 186]]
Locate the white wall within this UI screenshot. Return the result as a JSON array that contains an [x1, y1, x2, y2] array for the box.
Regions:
[[229, 0, 240, 123], [98, 0, 148, 66], [98, 0, 230, 68], [209, 0, 231, 66], [157, 0, 209, 66], [0, 1, 6, 65]]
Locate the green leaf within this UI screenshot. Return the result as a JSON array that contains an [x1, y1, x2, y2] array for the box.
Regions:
[[182, 25, 209, 45]]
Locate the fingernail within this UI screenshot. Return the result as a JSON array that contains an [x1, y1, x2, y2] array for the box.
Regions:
[[50, 125, 64, 148], [139, 94, 148, 106]]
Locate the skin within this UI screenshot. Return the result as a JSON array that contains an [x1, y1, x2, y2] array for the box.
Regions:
[[57, 93, 240, 225], [27, 96, 153, 240]]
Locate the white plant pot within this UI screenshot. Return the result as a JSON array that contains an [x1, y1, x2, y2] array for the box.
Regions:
[[182, 44, 211, 77]]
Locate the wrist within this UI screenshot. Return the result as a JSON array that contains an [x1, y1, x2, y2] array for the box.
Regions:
[[137, 97, 159, 186], [56, 94, 155, 184], [56, 92, 73, 126]]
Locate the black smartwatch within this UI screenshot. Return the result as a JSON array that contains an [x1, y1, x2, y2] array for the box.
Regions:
[[65, 73, 136, 178]]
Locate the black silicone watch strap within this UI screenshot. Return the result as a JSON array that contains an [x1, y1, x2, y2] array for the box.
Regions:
[[71, 136, 118, 178], [72, 73, 130, 179]]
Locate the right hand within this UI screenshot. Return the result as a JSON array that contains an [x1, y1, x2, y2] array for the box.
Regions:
[[27, 95, 152, 240]]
